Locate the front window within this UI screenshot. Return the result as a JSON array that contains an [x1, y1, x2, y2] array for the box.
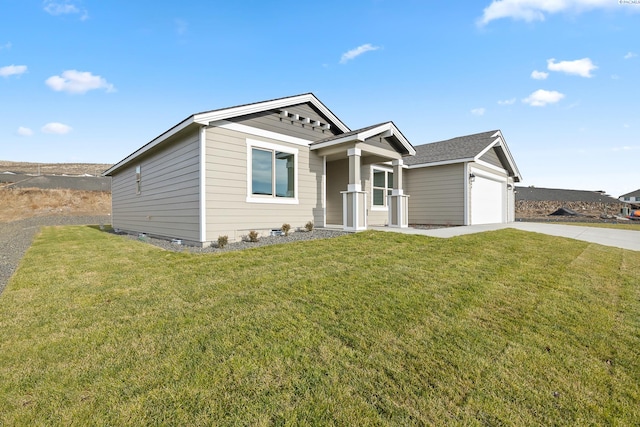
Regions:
[[252, 148, 273, 195], [373, 168, 393, 207], [247, 140, 298, 204]]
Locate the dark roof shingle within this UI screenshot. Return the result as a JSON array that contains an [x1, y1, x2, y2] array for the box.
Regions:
[[620, 189, 640, 198], [515, 187, 620, 203], [404, 130, 499, 166]]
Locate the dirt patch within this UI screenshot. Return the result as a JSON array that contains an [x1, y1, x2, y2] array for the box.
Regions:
[[0, 187, 111, 223], [0, 160, 112, 176], [516, 200, 624, 221]]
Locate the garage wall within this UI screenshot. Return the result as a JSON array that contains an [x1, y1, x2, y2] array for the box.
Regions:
[[405, 163, 465, 225]]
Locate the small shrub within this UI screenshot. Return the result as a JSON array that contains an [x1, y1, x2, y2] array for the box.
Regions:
[[217, 235, 229, 248], [281, 223, 291, 236], [248, 230, 259, 242], [305, 221, 314, 232]]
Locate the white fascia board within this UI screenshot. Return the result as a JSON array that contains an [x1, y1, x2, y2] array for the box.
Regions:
[[473, 131, 522, 182], [474, 159, 508, 175], [194, 93, 351, 133], [212, 120, 314, 147], [476, 138, 501, 159], [360, 122, 415, 156], [104, 116, 196, 176], [309, 135, 357, 150], [497, 133, 522, 181], [406, 157, 474, 169], [359, 123, 391, 141]]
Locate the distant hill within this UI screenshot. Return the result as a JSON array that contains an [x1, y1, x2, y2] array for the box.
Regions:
[[0, 161, 112, 176]]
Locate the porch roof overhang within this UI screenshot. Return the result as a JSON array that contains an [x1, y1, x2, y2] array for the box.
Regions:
[[310, 122, 416, 162]]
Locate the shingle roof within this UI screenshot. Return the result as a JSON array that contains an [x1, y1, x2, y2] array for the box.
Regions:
[[311, 122, 389, 145], [404, 130, 499, 166], [310, 122, 415, 156], [515, 186, 621, 203], [619, 189, 640, 198]]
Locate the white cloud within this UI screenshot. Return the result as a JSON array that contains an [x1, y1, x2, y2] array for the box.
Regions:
[[522, 89, 565, 107], [611, 74, 620, 80], [43, 1, 88, 20], [478, 0, 613, 26], [547, 58, 597, 78], [498, 98, 516, 105], [624, 52, 637, 59], [46, 70, 115, 94], [0, 42, 11, 51], [531, 70, 548, 80], [471, 108, 486, 116], [42, 122, 73, 134], [340, 44, 380, 64], [0, 64, 27, 77], [17, 127, 34, 136], [612, 145, 639, 152]]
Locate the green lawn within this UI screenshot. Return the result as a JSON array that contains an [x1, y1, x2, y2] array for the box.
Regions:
[[1, 226, 639, 425]]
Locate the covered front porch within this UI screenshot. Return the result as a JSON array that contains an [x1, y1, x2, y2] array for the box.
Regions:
[[311, 122, 416, 232]]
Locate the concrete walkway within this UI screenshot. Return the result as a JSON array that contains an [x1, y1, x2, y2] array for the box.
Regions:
[[370, 222, 640, 252]]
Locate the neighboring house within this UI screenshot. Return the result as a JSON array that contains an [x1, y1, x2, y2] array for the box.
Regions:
[[619, 189, 640, 204], [404, 130, 521, 226], [104, 94, 521, 246]]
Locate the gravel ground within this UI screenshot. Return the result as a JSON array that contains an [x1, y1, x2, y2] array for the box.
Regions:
[[118, 229, 349, 254], [0, 216, 347, 295], [0, 215, 111, 295]]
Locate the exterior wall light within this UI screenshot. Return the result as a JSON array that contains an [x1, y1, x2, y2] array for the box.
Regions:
[[469, 173, 476, 183]]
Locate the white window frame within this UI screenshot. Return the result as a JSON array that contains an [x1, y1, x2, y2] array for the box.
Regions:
[[371, 166, 393, 211], [246, 139, 299, 205], [135, 165, 141, 195]]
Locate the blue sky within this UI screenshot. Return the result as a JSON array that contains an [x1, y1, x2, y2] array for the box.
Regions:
[[1, 0, 638, 196]]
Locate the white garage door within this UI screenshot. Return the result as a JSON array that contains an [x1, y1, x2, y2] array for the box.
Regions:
[[471, 174, 504, 224]]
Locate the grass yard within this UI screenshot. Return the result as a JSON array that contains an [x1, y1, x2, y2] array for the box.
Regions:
[[1, 227, 639, 425]]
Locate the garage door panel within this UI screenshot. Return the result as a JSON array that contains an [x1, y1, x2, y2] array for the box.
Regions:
[[471, 175, 503, 224]]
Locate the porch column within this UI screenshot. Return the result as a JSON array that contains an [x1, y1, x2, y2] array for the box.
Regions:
[[388, 159, 409, 228], [341, 148, 367, 231]]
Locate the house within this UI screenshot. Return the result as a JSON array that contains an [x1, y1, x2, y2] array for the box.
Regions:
[[404, 130, 521, 226], [104, 94, 521, 246], [619, 189, 640, 205]]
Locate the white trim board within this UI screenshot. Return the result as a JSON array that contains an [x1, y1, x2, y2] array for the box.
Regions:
[[212, 120, 314, 147], [199, 126, 207, 242], [194, 93, 350, 133]]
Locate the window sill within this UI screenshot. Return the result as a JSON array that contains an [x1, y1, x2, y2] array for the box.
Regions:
[[246, 196, 299, 205]]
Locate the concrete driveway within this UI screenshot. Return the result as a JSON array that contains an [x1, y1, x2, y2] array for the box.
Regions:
[[370, 222, 640, 252]]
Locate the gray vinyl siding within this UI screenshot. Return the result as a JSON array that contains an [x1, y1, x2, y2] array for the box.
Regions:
[[111, 129, 201, 241], [326, 159, 349, 225], [479, 148, 502, 168], [405, 163, 465, 225], [204, 126, 323, 242], [227, 103, 341, 142]]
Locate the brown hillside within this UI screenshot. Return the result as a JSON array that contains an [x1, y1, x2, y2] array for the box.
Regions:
[[0, 187, 111, 223], [0, 160, 112, 176]]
